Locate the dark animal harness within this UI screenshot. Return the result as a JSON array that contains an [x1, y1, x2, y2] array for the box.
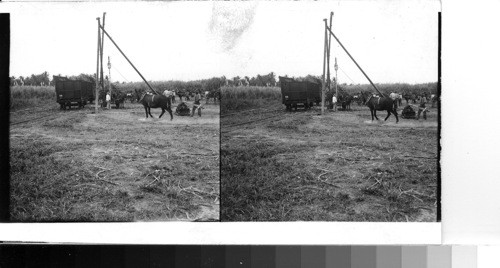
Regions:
[[139, 93, 156, 107], [366, 95, 381, 106]]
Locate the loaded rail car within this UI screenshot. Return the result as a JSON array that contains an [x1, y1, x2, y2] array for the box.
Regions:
[[279, 76, 321, 111], [55, 79, 95, 110]]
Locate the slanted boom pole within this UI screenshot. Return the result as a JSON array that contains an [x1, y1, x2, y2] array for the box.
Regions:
[[99, 25, 159, 95], [325, 25, 385, 97]]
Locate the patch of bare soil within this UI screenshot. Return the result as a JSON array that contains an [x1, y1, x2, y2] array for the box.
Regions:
[[10, 102, 219, 222], [221, 103, 438, 222]]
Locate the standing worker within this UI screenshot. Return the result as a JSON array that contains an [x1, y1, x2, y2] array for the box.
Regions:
[[416, 94, 428, 120], [106, 91, 111, 110], [191, 90, 202, 117], [331, 95, 337, 112]]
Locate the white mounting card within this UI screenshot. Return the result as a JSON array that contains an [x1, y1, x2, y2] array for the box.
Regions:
[[1, 0, 445, 245]]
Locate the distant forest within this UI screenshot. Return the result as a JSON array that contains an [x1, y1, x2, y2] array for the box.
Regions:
[[11, 71, 437, 95]]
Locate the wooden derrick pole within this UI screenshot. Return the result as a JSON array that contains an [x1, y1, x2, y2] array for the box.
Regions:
[[95, 18, 101, 114], [100, 13, 106, 93], [325, 25, 385, 97], [326, 12, 333, 93], [99, 25, 159, 95], [321, 19, 328, 115]]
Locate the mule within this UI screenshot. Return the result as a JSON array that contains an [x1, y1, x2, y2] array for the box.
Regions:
[[135, 89, 173, 120], [365, 94, 399, 123], [341, 95, 353, 111], [113, 92, 126, 108]]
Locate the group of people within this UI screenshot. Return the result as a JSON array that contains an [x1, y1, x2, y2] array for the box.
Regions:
[[398, 92, 430, 120], [330, 91, 431, 120], [164, 90, 203, 117], [329, 93, 350, 111], [105, 88, 204, 117], [395, 92, 430, 120]]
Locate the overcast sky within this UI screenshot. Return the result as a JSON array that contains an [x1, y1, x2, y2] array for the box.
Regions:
[[4, 1, 439, 84]]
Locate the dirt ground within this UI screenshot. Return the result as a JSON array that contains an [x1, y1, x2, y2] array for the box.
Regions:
[[10, 100, 219, 222], [221, 101, 438, 222]]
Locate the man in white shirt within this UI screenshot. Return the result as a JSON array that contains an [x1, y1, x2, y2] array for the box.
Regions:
[[106, 92, 111, 109], [332, 95, 337, 111]]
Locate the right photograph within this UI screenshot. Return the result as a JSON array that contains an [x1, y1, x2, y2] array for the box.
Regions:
[[220, 2, 440, 221]]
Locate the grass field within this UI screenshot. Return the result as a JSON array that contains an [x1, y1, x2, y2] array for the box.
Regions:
[[221, 86, 281, 113], [10, 99, 219, 221], [221, 90, 438, 222], [10, 86, 56, 111]]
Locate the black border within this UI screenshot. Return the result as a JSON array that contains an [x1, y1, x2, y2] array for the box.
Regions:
[[437, 11, 441, 222], [0, 13, 11, 222]]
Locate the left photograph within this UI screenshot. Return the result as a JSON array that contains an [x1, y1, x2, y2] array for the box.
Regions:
[[7, 3, 220, 221]]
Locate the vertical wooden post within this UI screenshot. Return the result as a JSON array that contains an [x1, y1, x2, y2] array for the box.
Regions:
[[326, 12, 333, 93], [100, 13, 106, 92], [95, 18, 101, 114], [321, 19, 328, 115]]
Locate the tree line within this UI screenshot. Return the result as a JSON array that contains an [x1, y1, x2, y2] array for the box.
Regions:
[[10, 72, 51, 86], [226, 73, 327, 87], [227, 72, 278, 87], [9, 72, 98, 87]]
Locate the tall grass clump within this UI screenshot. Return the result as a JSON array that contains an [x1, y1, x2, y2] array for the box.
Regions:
[[221, 86, 282, 112], [10, 86, 56, 110]]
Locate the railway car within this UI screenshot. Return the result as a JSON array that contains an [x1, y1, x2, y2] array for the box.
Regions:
[[279, 76, 321, 111], [55, 78, 95, 109]]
